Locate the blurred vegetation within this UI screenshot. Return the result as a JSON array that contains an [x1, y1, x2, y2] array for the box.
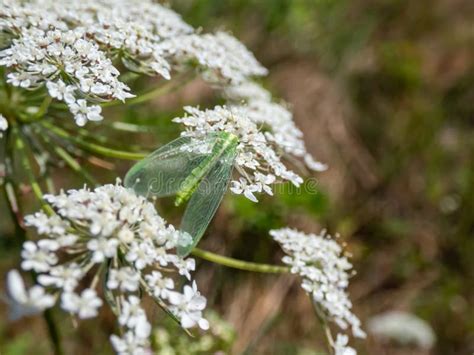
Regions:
[[1, 0, 473, 354], [153, 311, 236, 354], [172, 0, 474, 353]]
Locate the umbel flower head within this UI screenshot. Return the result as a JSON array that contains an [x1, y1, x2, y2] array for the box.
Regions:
[[224, 81, 328, 172], [0, 0, 267, 126], [270, 228, 365, 354], [7, 182, 208, 354], [173, 105, 305, 202], [157, 32, 268, 84]]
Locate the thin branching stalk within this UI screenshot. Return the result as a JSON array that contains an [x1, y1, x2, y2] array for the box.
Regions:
[[40, 121, 147, 160], [101, 72, 195, 108], [33, 96, 52, 120], [43, 309, 65, 355], [52, 145, 99, 186], [11, 123, 54, 215], [191, 248, 290, 273], [312, 301, 335, 354]]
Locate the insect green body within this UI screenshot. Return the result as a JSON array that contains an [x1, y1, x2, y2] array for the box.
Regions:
[[175, 132, 238, 206], [124, 132, 239, 256]]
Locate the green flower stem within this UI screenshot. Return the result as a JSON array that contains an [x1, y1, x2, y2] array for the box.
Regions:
[[40, 121, 147, 160], [312, 301, 335, 354], [107, 121, 150, 133], [45, 172, 56, 194], [4, 182, 23, 227], [35, 127, 100, 186], [43, 309, 65, 355], [3, 183, 25, 238], [101, 72, 195, 108], [33, 96, 53, 120], [191, 248, 290, 273], [52, 145, 99, 186], [76, 126, 143, 152], [11, 124, 54, 216]]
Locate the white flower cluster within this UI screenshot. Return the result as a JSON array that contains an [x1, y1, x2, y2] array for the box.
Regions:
[[6, 182, 208, 354], [270, 228, 365, 354], [157, 32, 268, 84], [224, 81, 327, 172], [0, 0, 266, 125], [5, 269, 55, 320], [174, 105, 304, 202], [0, 114, 8, 137], [0, 25, 134, 125], [333, 334, 357, 355], [367, 311, 436, 349]]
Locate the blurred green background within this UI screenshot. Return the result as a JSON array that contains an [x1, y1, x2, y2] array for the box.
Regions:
[[1, 0, 473, 354]]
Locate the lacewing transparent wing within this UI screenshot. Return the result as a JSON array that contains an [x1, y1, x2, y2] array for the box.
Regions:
[[124, 133, 238, 256], [178, 143, 237, 256], [124, 136, 218, 197]]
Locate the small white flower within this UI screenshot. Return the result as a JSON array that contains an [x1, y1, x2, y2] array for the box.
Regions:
[[254, 172, 276, 195], [68, 100, 103, 126], [5, 270, 55, 320], [46, 80, 76, 104], [168, 282, 209, 330], [230, 178, 259, 202], [37, 239, 60, 251], [7, 72, 32, 88], [110, 331, 149, 355], [333, 334, 357, 355], [145, 271, 174, 299], [173, 257, 196, 280], [125, 241, 156, 270], [21, 241, 58, 273], [61, 289, 102, 319], [118, 296, 151, 339], [118, 227, 135, 244], [38, 264, 82, 291], [87, 237, 119, 263], [91, 83, 110, 95], [107, 267, 140, 292], [24, 213, 69, 236]]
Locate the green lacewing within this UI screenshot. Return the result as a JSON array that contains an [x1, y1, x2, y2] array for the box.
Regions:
[[124, 132, 238, 256]]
